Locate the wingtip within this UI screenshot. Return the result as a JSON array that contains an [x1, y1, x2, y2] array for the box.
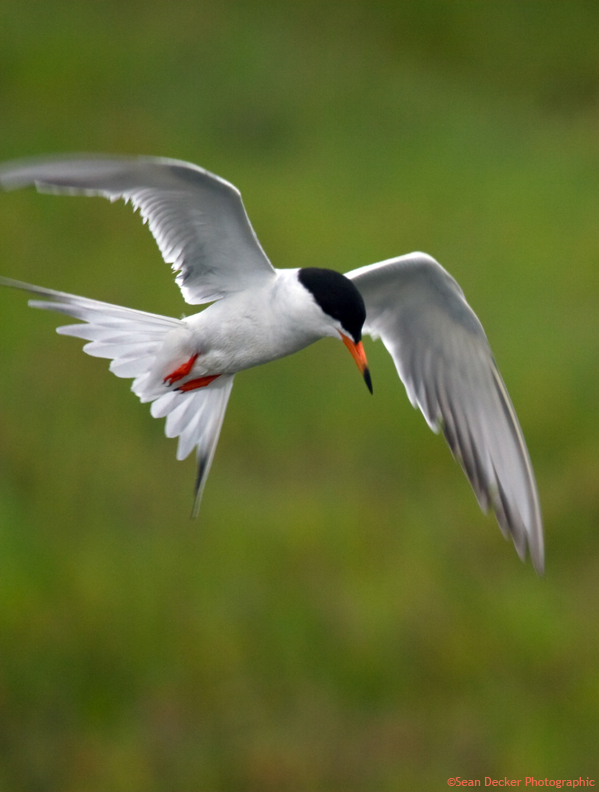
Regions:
[[512, 521, 545, 576], [0, 154, 56, 191], [529, 537, 545, 577]]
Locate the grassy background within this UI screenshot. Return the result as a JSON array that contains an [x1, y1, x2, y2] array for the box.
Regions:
[[1, 1, 598, 789]]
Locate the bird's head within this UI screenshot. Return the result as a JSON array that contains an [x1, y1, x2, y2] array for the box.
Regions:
[[298, 267, 372, 393]]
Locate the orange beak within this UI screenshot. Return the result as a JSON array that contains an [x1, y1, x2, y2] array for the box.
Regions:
[[341, 334, 373, 393]]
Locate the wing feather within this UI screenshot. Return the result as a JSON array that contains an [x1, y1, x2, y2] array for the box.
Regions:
[[347, 252, 543, 573], [0, 154, 276, 304]]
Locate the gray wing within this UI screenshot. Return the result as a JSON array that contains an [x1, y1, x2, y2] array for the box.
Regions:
[[346, 252, 543, 573], [0, 154, 276, 304]]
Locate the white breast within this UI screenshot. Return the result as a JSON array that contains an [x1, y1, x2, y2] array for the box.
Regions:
[[174, 268, 337, 377]]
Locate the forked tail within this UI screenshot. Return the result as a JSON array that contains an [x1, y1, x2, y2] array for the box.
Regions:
[[0, 276, 234, 514]]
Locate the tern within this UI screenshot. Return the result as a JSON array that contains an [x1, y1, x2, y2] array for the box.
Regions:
[[0, 154, 543, 572]]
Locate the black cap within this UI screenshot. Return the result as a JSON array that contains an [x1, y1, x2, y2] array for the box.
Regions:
[[298, 268, 366, 343]]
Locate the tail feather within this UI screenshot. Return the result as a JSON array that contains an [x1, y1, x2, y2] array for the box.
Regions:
[[1, 276, 234, 513], [191, 376, 234, 517]]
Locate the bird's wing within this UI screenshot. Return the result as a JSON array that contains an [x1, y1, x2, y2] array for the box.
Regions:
[[0, 154, 276, 304], [0, 277, 234, 513], [346, 253, 543, 573]]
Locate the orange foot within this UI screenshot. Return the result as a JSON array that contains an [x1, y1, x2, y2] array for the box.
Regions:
[[164, 353, 199, 386], [176, 375, 220, 392]]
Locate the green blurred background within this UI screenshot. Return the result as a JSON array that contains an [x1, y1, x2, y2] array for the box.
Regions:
[[1, 1, 598, 789]]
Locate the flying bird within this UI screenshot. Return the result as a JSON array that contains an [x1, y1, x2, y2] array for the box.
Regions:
[[0, 154, 543, 572]]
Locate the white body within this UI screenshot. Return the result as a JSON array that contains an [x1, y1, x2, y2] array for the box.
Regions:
[[159, 269, 334, 378]]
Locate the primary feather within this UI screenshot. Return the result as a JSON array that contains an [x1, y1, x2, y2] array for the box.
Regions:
[[347, 253, 543, 573], [0, 154, 276, 304]]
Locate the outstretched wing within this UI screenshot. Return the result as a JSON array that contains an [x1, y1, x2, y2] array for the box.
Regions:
[[0, 154, 276, 304], [346, 253, 543, 573], [0, 277, 234, 513]]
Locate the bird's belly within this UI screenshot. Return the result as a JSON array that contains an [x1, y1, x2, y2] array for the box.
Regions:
[[194, 324, 319, 375], [181, 290, 326, 378]]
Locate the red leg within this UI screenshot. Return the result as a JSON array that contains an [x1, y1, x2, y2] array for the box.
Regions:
[[164, 353, 199, 386], [176, 375, 220, 392]]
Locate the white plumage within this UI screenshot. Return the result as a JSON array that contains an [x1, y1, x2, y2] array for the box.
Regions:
[[0, 154, 543, 572]]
